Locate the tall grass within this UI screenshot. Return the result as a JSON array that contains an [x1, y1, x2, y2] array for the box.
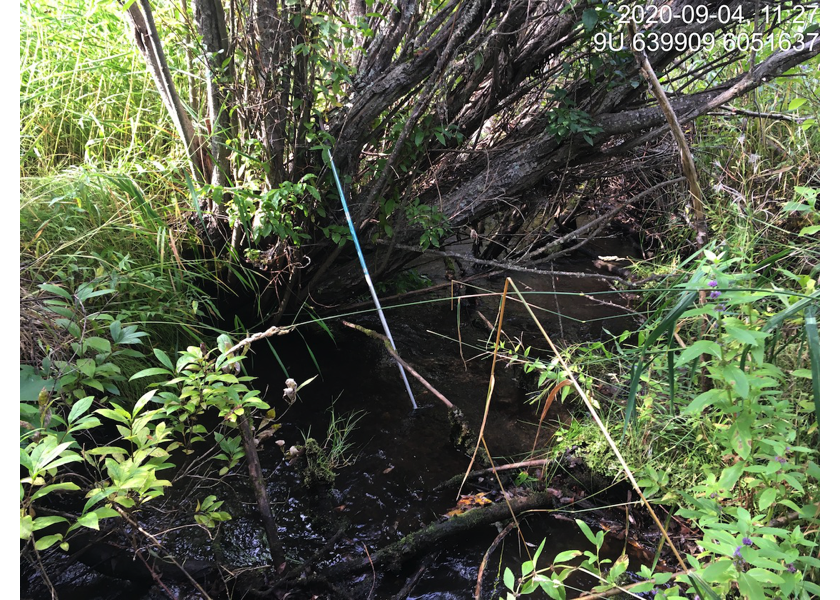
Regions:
[[20, 0, 191, 177]]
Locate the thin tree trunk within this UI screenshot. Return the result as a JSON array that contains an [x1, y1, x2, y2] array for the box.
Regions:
[[193, 0, 233, 189], [238, 414, 286, 572], [123, 0, 206, 182]]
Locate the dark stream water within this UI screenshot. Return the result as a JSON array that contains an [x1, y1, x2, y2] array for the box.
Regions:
[[24, 241, 655, 600]]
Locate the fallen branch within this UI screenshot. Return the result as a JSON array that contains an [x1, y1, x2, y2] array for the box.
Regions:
[[394, 551, 439, 600], [630, 21, 705, 245], [377, 241, 637, 286], [256, 492, 556, 597], [435, 459, 551, 491], [323, 491, 555, 579], [331, 269, 504, 315], [341, 320, 454, 409]]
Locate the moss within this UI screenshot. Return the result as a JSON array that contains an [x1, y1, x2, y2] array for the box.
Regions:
[[300, 438, 336, 487], [448, 407, 490, 466]]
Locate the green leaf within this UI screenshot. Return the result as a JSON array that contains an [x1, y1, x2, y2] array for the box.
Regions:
[[582, 8, 599, 31], [76, 512, 100, 530], [68, 396, 95, 424], [758, 488, 777, 512], [94, 506, 120, 520], [35, 534, 63, 550], [607, 554, 629, 582], [539, 577, 564, 599], [133, 389, 158, 417], [31, 515, 69, 531], [553, 550, 581, 564], [40, 283, 73, 301], [719, 461, 745, 490], [725, 323, 761, 346], [110, 321, 122, 343], [689, 573, 722, 600], [20, 515, 33, 539], [503, 566, 515, 590], [522, 560, 535, 576], [129, 367, 172, 381], [84, 337, 112, 354], [722, 365, 750, 399], [731, 418, 752, 460], [532, 538, 546, 565], [31, 482, 81, 502], [76, 358, 96, 378], [153, 348, 173, 371], [787, 98, 806, 111], [576, 519, 598, 547], [738, 571, 767, 599], [683, 389, 725, 413], [675, 340, 722, 367], [702, 559, 734, 583]]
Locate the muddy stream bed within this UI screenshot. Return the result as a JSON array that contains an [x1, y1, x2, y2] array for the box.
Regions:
[[24, 242, 673, 600]]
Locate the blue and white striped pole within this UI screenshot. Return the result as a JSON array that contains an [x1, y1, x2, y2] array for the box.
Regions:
[[325, 148, 417, 410]]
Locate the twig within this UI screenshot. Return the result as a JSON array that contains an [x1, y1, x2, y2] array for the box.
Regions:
[[711, 105, 813, 123], [363, 542, 376, 600], [279, 526, 345, 582], [137, 552, 179, 600], [580, 293, 645, 321], [238, 414, 286, 572], [333, 269, 504, 315], [376, 241, 637, 285], [224, 325, 294, 357], [394, 552, 438, 600], [435, 459, 550, 491], [475, 522, 517, 599], [521, 178, 686, 263], [341, 320, 455, 409], [31, 542, 59, 600], [112, 505, 215, 600]]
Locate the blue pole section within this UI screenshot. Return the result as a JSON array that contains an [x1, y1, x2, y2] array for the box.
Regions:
[[325, 148, 418, 410]]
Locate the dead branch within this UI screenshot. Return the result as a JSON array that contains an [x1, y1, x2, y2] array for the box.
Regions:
[[340, 320, 454, 409]]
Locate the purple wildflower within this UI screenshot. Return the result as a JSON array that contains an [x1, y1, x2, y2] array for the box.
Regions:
[[715, 304, 726, 312], [774, 456, 787, 464], [734, 545, 743, 558], [708, 280, 718, 288], [742, 537, 753, 546], [787, 563, 797, 574], [709, 290, 721, 300]]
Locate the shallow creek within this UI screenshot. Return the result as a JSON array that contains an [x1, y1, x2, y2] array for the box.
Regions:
[[24, 244, 655, 600]]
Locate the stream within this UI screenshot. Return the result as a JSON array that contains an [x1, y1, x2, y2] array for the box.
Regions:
[[23, 240, 660, 600]]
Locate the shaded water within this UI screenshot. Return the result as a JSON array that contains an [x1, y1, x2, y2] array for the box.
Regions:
[[24, 242, 652, 599], [234, 246, 645, 597]]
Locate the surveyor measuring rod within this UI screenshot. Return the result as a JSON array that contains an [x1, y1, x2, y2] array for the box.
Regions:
[[325, 147, 418, 410]]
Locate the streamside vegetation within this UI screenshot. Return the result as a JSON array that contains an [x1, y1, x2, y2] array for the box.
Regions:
[[20, 0, 818, 599]]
